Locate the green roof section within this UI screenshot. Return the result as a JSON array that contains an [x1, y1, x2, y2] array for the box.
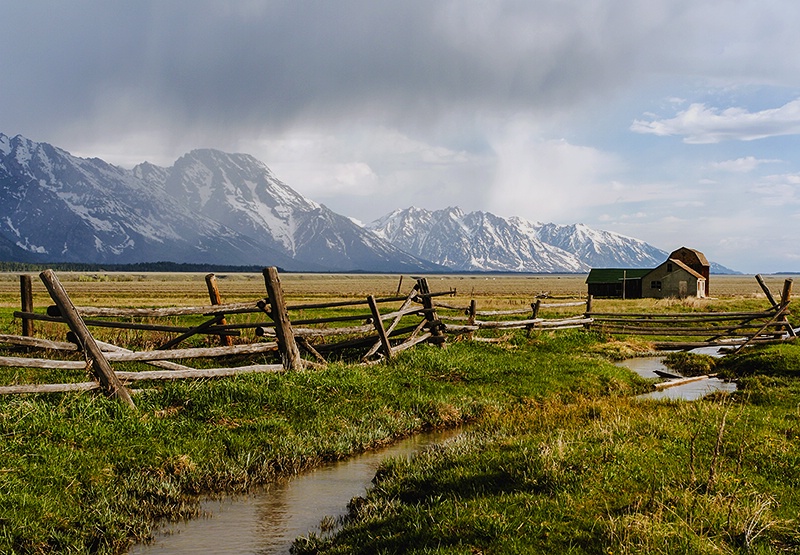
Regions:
[[585, 268, 651, 284]]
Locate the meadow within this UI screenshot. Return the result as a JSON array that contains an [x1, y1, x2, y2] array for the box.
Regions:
[[0, 271, 797, 554]]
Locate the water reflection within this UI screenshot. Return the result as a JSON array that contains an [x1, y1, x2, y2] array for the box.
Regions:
[[615, 353, 737, 402], [129, 429, 459, 555]]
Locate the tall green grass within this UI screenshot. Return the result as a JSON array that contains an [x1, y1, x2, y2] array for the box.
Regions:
[[295, 341, 800, 555], [0, 330, 643, 554]]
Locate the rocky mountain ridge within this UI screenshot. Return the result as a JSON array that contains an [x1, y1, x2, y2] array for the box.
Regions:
[[0, 132, 730, 273]]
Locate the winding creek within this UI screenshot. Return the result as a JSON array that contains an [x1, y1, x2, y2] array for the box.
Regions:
[[129, 428, 461, 555], [617, 348, 738, 401], [130, 350, 737, 554]]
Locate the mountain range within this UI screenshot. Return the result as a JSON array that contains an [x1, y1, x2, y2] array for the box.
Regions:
[[0, 132, 733, 273]]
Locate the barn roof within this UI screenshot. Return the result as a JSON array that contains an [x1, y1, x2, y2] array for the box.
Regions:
[[669, 247, 709, 267], [585, 268, 651, 284], [668, 258, 706, 280]]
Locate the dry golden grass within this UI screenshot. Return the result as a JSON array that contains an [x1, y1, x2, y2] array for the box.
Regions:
[[0, 271, 794, 312]]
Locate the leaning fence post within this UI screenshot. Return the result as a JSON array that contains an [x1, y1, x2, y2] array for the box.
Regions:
[[262, 267, 302, 370], [39, 269, 135, 409], [416, 277, 445, 347], [755, 274, 779, 309], [20, 275, 34, 337], [780, 279, 795, 338], [367, 295, 393, 359], [205, 273, 233, 347]]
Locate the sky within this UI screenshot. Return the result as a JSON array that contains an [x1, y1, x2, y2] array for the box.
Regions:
[[2, 1, 800, 273]]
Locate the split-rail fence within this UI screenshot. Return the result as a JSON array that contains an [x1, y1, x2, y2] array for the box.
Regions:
[[1, 270, 794, 408], [1, 268, 588, 408]]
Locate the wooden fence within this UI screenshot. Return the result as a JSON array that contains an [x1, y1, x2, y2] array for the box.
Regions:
[[2, 270, 794, 407], [587, 276, 796, 350], [1, 268, 588, 407]]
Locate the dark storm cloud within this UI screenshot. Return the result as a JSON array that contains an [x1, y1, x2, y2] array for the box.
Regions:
[[1, 0, 663, 141]]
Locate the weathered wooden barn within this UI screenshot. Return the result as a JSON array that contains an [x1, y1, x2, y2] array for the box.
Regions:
[[585, 268, 651, 298], [666, 247, 711, 295], [641, 258, 707, 299], [585, 247, 711, 299]]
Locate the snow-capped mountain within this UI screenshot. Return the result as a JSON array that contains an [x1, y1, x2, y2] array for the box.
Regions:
[[368, 207, 668, 272], [533, 222, 668, 268], [0, 132, 733, 273], [0, 133, 280, 266], [0, 133, 441, 271], [136, 149, 442, 272]]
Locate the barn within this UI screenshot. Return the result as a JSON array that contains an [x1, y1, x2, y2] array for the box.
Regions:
[[641, 258, 707, 299], [585, 247, 711, 299], [585, 268, 650, 298]]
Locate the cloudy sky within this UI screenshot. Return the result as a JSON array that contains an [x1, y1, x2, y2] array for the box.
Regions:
[[2, 1, 800, 273]]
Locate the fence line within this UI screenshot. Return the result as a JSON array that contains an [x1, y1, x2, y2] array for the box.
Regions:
[[3, 270, 795, 404]]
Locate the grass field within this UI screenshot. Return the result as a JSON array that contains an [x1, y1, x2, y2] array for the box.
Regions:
[[0, 270, 793, 309], [0, 271, 797, 554]]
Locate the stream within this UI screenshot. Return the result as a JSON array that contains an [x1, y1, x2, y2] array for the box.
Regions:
[[616, 347, 737, 401], [129, 428, 460, 555], [129, 350, 736, 554]]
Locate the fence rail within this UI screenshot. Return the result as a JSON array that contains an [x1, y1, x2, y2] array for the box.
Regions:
[[2, 270, 795, 406]]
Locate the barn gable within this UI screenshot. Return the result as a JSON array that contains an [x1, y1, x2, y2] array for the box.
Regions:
[[642, 258, 706, 299], [669, 246, 711, 293]]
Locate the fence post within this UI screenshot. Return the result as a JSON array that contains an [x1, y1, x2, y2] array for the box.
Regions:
[[780, 279, 796, 338], [39, 269, 135, 409], [467, 299, 477, 340], [416, 277, 445, 347], [205, 273, 233, 346], [20, 275, 34, 337], [367, 295, 393, 359], [262, 267, 302, 370], [526, 299, 542, 338], [755, 274, 779, 309]]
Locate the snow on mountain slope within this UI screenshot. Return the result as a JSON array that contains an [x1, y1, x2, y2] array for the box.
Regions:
[[368, 207, 589, 272], [0, 133, 286, 266], [533, 222, 667, 268], [140, 149, 443, 272], [368, 207, 682, 272]]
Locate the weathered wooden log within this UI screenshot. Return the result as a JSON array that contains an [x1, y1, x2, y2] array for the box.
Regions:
[[364, 286, 420, 359], [39, 269, 135, 409], [18, 311, 240, 335], [156, 314, 225, 350], [102, 341, 279, 362], [367, 295, 393, 359], [46, 300, 267, 318], [88, 338, 194, 372], [263, 267, 302, 370], [0, 382, 100, 395], [417, 278, 445, 347], [755, 274, 779, 308], [297, 337, 327, 364], [0, 334, 78, 352], [311, 324, 420, 353], [591, 313, 779, 324], [206, 273, 233, 347], [20, 275, 34, 337], [466, 299, 477, 341], [390, 332, 432, 354], [285, 294, 412, 312], [114, 364, 284, 381], [653, 374, 717, 389], [0, 355, 86, 369]]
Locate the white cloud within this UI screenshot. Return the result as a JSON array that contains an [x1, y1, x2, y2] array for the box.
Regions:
[[486, 121, 625, 222], [709, 156, 781, 173], [631, 98, 800, 143]]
